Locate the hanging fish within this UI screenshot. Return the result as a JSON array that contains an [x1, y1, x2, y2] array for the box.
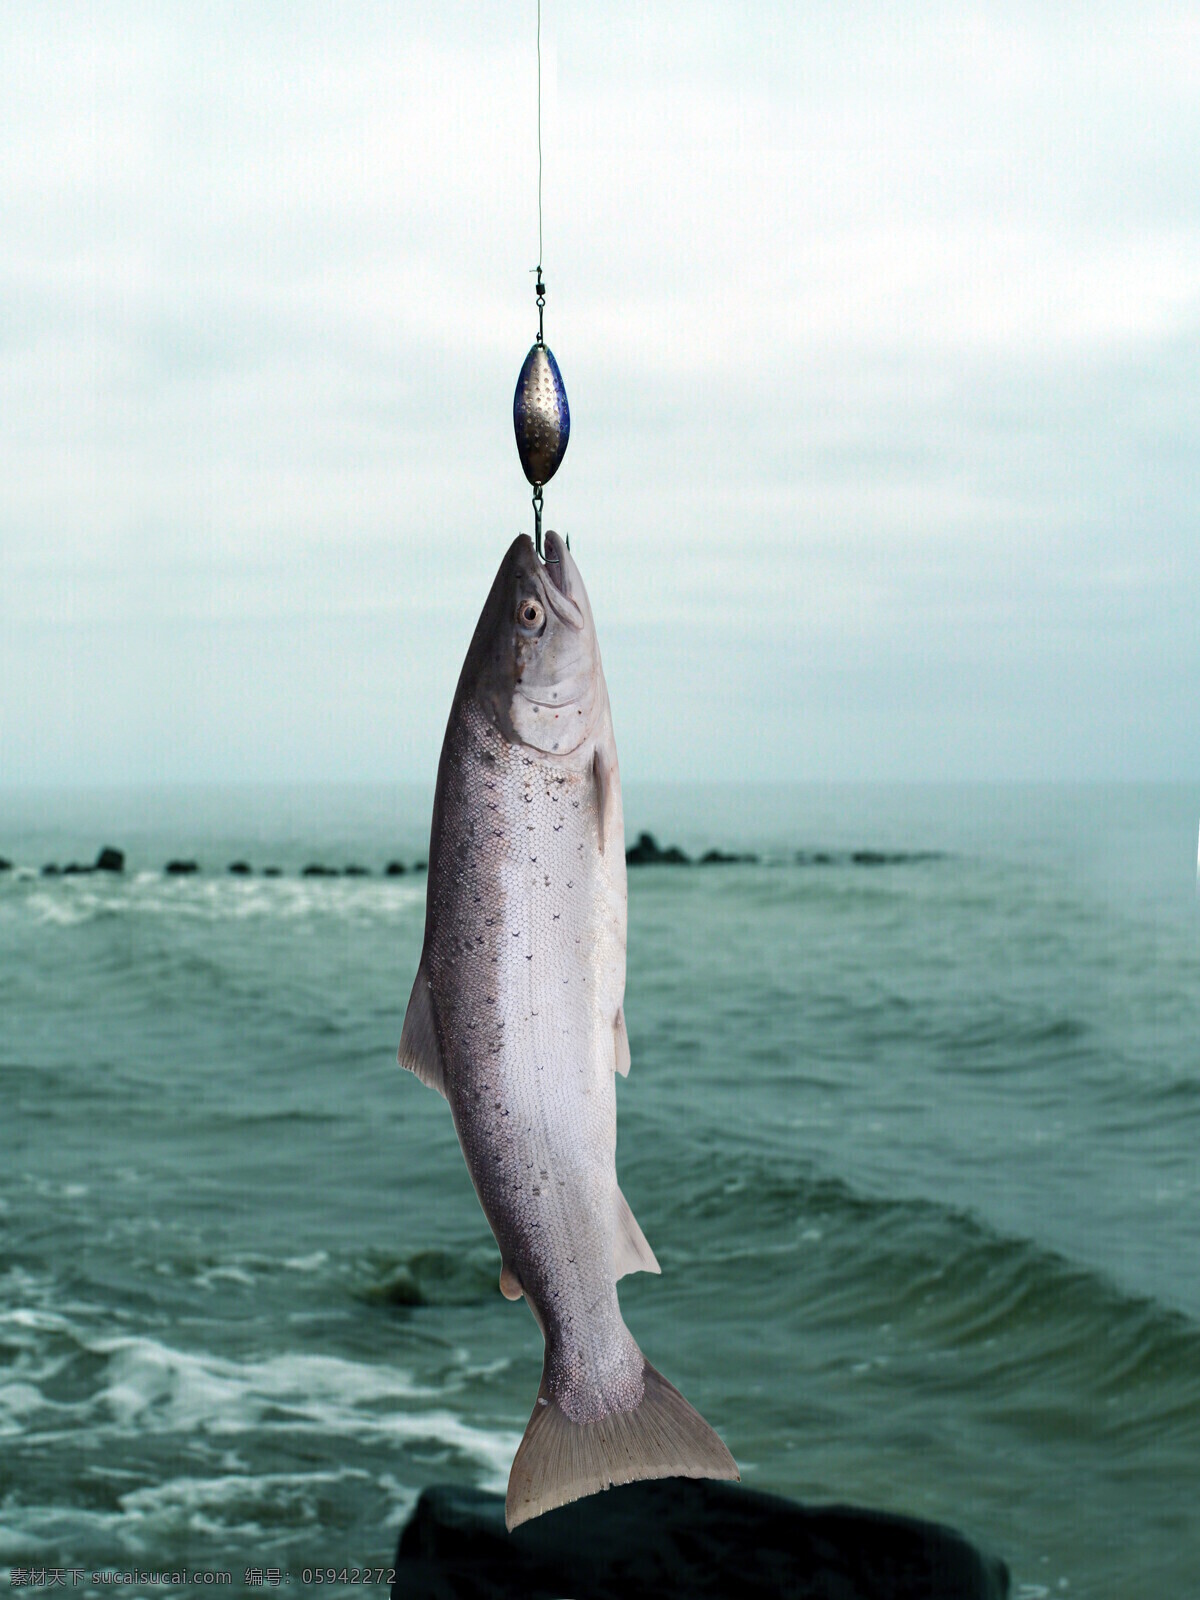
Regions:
[[513, 341, 570, 487], [398, 531, 738, 1527]]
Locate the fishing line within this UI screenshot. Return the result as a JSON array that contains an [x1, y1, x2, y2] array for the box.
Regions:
[[513, 0, 570, 560]]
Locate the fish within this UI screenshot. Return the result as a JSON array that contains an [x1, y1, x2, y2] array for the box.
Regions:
[[399, 529, 738, 1529]]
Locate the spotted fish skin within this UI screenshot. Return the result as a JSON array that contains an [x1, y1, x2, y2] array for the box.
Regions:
[[428, 693, 641, 1410], [399, 530, 738, 1528]]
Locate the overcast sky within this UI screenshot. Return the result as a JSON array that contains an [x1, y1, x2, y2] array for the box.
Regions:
[[1, 1, 1196, 786]]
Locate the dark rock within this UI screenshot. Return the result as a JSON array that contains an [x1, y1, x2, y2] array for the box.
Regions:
[[41, 864, 60, 876], [391, 1480, 1009, 1600], [795, 850, 944, 868], [0, 857, 10, 872], [228, 861, 252, 876], [626, 832, 691, 866], [625, 831, 659, 864], [344, 865, 370, 877], [62, 863, 93, 875], [413, 860, 428, 873], [699, 848, 759, 865], [385, 861, 408, 876], [301, 864, 339, 878], [164, 860, 199, 875], [360, 1249, 498, 1310], [850, 851, 943, 867], [95, 846, 125, 873], [262, 867, 282, 877]]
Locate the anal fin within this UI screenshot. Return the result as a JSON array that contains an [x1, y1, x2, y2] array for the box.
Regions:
[[614, 1185, 660, 1279], [499, 1263, 524, 1301], [397, 963, 448, 1099], [614, 1007, 631, 1077]]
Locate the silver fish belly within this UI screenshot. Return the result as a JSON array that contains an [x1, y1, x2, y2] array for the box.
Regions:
[[432, 700, 643, 1406], [399, 531, 737, 1527]]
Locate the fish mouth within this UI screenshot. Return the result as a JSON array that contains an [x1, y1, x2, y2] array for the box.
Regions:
[[540, 531, 584, 629]]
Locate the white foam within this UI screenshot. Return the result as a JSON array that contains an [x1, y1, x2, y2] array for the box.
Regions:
[[24, 890, 92, 926], [80, 1334, 524, 1492], [0, 1466, 420, 1565], [0, 1503, 124, 1562], [1, 1304, 78, 1334], [0, 1381, 45, 1434], [356, 1408, 520, 1491], [17, 875, 426, 928], [284, 1251, 330, 1272], [4, 1323, 518, 1486], [193, 1264, 257, 1290], [0, 1380, 43, 1412], [374, 1471, 421, 1530], [92, 1335, 439, 1437], [115, 1467, 375, 1549]]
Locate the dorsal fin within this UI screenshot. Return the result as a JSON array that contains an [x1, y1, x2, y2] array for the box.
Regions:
[[397, 963, 448, 1099]]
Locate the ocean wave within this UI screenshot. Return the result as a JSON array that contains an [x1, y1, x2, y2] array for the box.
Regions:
[[0, 845, 967, 941], [351, 1246, 501, 1309], [0, 1332, 520, 1576], [136, 1243, 502, 1308], [653, 1154, 1200, 1439], [90, 1337, 433, 1435], [115, 1466, 377, 1546], [0, 1465, 422, 1566], [1, 875, 426, 930], [0, 1300, 518, 1484]]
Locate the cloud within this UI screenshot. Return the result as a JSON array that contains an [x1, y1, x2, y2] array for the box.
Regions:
[[0, 1, 1196, 783]]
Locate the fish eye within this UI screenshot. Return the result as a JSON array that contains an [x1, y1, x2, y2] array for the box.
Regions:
[[516, 597, 545, 634]]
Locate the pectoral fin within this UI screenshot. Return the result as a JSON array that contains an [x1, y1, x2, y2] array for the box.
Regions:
[[614, 1007, 631, 1077], [592, 743, 613, 854], [614, 1186, 660, 1279], [397, 963, 448, 1099]]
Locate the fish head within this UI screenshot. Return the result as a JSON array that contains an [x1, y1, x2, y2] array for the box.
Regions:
[[471, 531, 603, 755]]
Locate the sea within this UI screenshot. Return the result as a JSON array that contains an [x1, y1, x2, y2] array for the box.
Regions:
[[1, 781, 1197, 1599]]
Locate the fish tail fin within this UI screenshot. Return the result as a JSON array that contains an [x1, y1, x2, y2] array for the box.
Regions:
[[505, 1358, 738, 1530]]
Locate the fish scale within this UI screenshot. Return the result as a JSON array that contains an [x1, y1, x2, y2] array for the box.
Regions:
[[399, 530, 738, 1526], [430, 700, 637, 1424]]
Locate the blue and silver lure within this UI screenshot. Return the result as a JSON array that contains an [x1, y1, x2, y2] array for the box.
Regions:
[[513, 270, 569, 556], [513, 340, 570, 489]]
